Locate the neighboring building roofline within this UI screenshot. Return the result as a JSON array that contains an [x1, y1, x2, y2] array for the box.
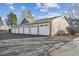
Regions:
[[21, 18, 29, 24]]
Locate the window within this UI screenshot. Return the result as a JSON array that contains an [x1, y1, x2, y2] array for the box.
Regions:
[[71, 20, 79, 27], [40, 24, 48, 27], [31, 25, 37, 27], [72, 21, 78, 25], [27, 26, 29, 28], [31, 26, 34, 27], [40, 25, 44, 27], [45, 24, 48, 26]]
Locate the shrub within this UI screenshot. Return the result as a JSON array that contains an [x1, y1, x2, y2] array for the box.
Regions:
[[66, 27, 75, 35], [56, 30, 65, 36], [0, 30, 8, 32]]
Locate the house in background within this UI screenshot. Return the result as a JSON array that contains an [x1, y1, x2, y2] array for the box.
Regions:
[[21, 18, 30, 25], [66, 18, 79, 34], [20, 9, 35, 25], [11, 16, 70, 36]]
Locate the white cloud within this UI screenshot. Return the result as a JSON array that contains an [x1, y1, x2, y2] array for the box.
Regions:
[[7, 3, 15, 11], [21, 6, 26, 10], [9, 5, 15, 10], [72, 4, 76, 6], [6, 3, 14, 6], [42, 3, 60, 8], [64, 10, 68, 15], [36, 3, 60, 12], [35, 3, 42, 10], [40, 8, 48, 12], [2, 17, 6, 20], [49, 12, 61, 16], [72, 9, 79, 18], [64, 9, 79, 18], [72, 3, 79, 7], [38, 12, 61, 19], [36, 3, 42, 8], [72, 9, 76, 13], [36, 3, 60, 9]]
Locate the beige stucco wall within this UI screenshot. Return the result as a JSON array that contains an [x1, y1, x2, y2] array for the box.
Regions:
[[52, 16, 69, 36]]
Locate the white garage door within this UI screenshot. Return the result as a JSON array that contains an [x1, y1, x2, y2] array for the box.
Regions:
[[15, 28, 19, 33], [11, 28, 15, 33], [39, 23, 49, 35], [24, 27, 29, 34], [19, 27, 24, 34], [30, 25, 38, 34]]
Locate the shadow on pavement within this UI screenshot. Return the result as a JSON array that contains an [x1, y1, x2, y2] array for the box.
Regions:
[[0, 32, 49, 40]]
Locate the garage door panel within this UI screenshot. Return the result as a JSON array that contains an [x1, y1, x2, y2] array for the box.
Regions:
[[30, 25, 38, 34], [39, 23, 49, 35], [11, 28, 15, 33], [19, 27, 24, 34], [24, 27, 29, 34], [39, 27, 49, 35], [31, 27, 37, 34], [15, 28, 19, 33]]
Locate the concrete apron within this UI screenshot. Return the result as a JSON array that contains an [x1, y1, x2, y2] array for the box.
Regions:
[[73, 37, 79, 43]]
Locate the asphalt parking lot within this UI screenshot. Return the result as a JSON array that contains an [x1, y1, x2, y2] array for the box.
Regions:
[[0, 32, 49, 40], [0, 32, 79, 56]]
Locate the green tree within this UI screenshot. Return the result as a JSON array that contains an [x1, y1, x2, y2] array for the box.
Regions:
[[7, 12, 17, 26], [0, 16, 3, 25]]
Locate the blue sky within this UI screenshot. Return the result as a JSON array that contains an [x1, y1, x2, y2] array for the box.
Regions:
[[0, 3, 79, 29], [0, 3, 75, 23]]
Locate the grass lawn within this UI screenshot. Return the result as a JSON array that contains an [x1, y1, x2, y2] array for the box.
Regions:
[[0, 30, 8, 32]]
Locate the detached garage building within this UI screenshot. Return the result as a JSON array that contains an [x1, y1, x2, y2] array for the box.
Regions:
[[11, 16, 70, 36]]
